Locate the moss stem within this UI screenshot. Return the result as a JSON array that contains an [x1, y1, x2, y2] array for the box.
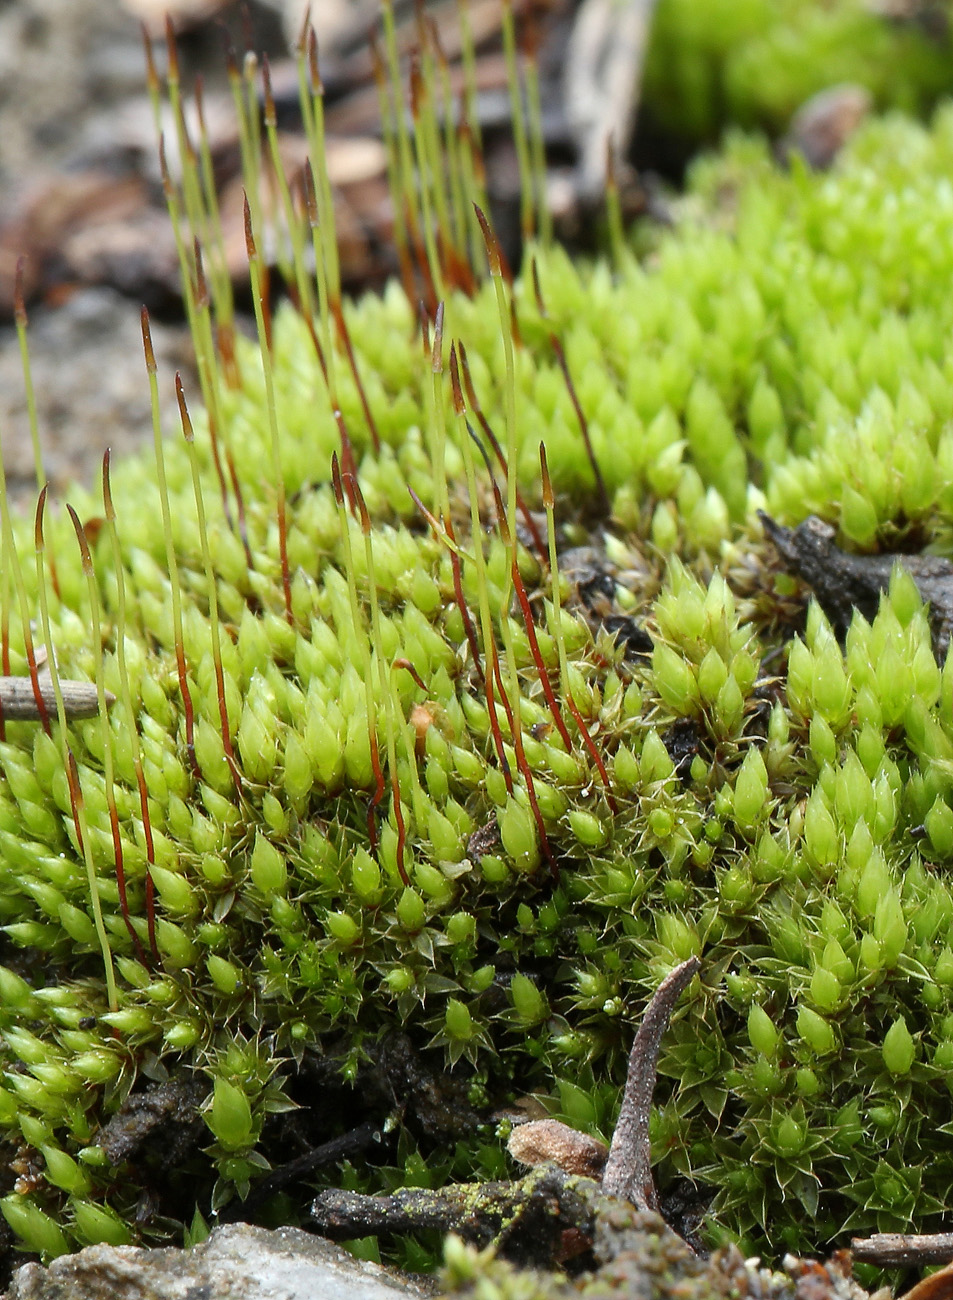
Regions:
[[102, 452, 160, 964], [243, 200, 294, 625], [141, 307, 200, 775], [35, 490, 118, 1010]]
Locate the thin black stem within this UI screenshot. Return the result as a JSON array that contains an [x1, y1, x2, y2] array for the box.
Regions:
[[219, 1120, 381, 1222]]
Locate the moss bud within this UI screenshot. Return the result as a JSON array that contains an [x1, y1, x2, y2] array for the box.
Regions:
[[926, 797, 953, 857], [649, 807, 675, 839], [882, 1016, 916, 1075], [100, 1006, 153, 1036], [0, 966, 34, 1011], [500, 796, 540, 873], [733, 747, 769, 832], [640, 730, 675, 783], [714, 675, 745, 735], [207, 955, 243, 995], [383, 966, 416, 995], [71, 1051, 122, 1083], [747, 1004, 778, 1057], [5, 1027, 50, 1065], [1, 1196, 69, 1257], [810, 966, 842, 1013], [207, 1078, 254, 1150], [568, 809, 607, 848], [656, 913, 699, 961], [428, 807, 462, 863], [748, 375, 784, 452], [935, 1041, 953, 1070], [71, 1200, 131, 1247], [41, 1146, 91, 1197], [326, 912, 361, 946], [858, 933, 881, 973], [873, 888, 908, 967], [446, 912, 476, 946], [796, 1067, 820, 1098], [856, 848, 889, 917], [425, 757, 450, 804], [0, 1090, 17, 1127], [749, 1057, 782, 1097], [57, 904, 97, 948], [809, 716, 837, 769], [653, 644, 699, 714], [935, 947, 953, 985], [450, 745, 484, 787], [623, 682, 643, 718], [812, 641, 851, 725], [164, 1021, 201, 1051], [250, 833, 288, 897], [440, 996, 475, 1047], [697, 648, 728, 703], [155, 920, 198, 969], [396, 888, 427, 933], [772, 1113, 806, 1158], [235, 700, 276, 784], [149, 864, 199, 917], [613, 745, 639, 791], [351, 849, 384, 906], [414, 862, 453, 906], [840, 486, 878, 546], [480, 855, 509, 884], [796, 1006, 835, 1055], [804, 789, 839, 869], [651, 501, 679, 551], [283, 733, 314, 802], [510, 973, 549, 1027]]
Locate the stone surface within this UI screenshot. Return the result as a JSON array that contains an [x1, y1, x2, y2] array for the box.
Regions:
[[5, 1223, 433, 1300], [0, 0, 281, 511], [0, 287, 194, 510]]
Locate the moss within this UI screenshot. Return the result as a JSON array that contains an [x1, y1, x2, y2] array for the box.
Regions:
[[643, 0, 953, 144], [6, 26, 953, 1271]]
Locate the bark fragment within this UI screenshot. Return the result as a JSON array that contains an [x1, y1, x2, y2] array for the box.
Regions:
[[760, 512, 953, 658]]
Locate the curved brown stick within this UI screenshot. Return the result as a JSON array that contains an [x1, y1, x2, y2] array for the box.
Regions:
[[601, 956, 701, 1211]]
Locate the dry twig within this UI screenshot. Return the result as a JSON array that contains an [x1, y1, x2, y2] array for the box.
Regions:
[[223, 1120, 382, 1223], [601, 956, 701, 1210], [851, 1233, 953, 1267], [564, 0, 660, 198], [0, 676, 110, 721]]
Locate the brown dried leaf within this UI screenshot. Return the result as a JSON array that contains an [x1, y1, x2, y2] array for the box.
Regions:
[[900, 1263, 953, 1300]]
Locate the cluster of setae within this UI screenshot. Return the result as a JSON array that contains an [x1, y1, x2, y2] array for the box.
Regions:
[[4, 2, 953, 1273]]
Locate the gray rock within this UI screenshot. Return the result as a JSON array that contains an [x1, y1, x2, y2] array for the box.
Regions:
[[6, 1222, 433, 1300], [0, 287, 193, 510]]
